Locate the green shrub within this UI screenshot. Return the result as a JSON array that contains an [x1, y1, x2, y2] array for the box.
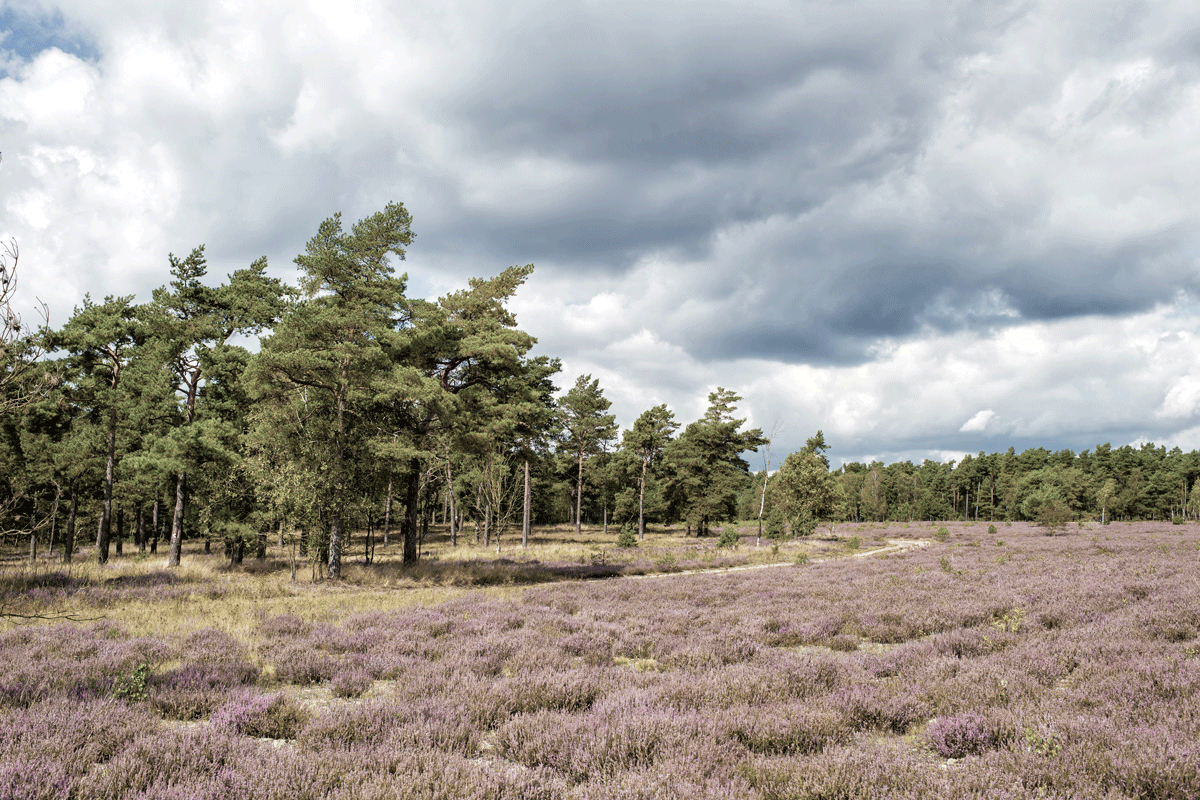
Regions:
[[717, 527, 741, 548], [765, 508, 786, 540], [794, 553, 809, 565], [847, 536, 861, 550], [934, 527, 950, 542], [1037, 500, 1072, 533], [113, 663, 151, 702], [616, 525, 638, 548], [988, 524, 998, 535]]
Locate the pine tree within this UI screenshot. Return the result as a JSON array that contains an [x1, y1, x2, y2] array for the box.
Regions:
[[558, 375, 617, 537]]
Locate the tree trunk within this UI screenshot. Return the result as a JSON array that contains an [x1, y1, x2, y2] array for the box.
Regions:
[[98, 417, 116, 564], [328, 506, 343, 579], [136, 506, 146, 553], [446, 459, 458, 547], [576, 449, 584, 537], [41, 483, 62, 562], [115, 507, 124, 556], [639, 457, 647, 541], [402, 459, 420, 564], [383, 474, 393, 547], [484, 501, 491, 547], [168, 472, 186, 566], [522, 459, 531, 548], [63, 481, 78, 565]]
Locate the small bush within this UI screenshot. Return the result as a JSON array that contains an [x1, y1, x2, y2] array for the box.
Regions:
[[794, 553, 809, 565], [330, 668, 373, 699], [717, 527, 740, 548], [210, 692, 308, 739], [988, 524, 998, 534], [616, 525, 638, 548], [827, 635, 859, 652], [846, 536, 861, 550], [934, 527, 950, 542], [925, 712, 1008, 758], [112, 663, 150, 702], [765, 509, 786, 540], [1037, 499, 1073, 532]]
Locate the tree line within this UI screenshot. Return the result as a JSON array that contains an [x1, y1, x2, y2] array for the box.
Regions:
[[0, 203, 770, 576], [2, 204, 1197, 577]]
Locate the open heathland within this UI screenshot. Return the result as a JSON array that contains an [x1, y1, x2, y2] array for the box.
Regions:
[[1, 521, 1199, 799]]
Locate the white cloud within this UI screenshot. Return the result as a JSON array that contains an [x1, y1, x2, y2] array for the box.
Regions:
[[1157, 376, 1200, 420], [960, 409, 996, 432], [3, 0, 1200, 468]]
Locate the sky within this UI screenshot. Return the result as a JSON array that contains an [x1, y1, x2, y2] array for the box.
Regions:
[[2, 0, 1200, 467]]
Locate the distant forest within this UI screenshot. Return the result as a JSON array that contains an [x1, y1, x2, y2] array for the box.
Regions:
[[1, 204, 1195, 577]]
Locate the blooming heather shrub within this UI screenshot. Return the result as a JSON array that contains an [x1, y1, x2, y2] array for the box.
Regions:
[[329, 668, 373, 698], [210, 691, 307, 739], [931, 627, 991, 658], [925, 712, 1009, 758], [827, 634, 859, 652], [834, 683, 927, 734], [296, 699, 403, 750], [742, 741, 942, 799], [329, 749, 570, 800], [465, 668, 616, 728], [298, 697, 477, 755], [0, 623, 169, 708], [720, 700, 852, 755], [0, 760, 70, 800], [76, 726, 249, 800], [0, 698, 158, 773], [493, 707, 716, 784], [270, 642, 338, 684]]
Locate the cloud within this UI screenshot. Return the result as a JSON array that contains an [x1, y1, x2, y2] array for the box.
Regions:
[[3, 0, 1200, 466], [960, 409, 996, 433]]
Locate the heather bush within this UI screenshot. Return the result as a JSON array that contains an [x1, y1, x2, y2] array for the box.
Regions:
[[210, 691, 308, 739], [0, 760, 70, 800], [269, 642, 338, 684], [925, 711, 1011, 758], [720, 700, 852, 755], [0, 698, 158, 773], [329, 667, 373, 698]]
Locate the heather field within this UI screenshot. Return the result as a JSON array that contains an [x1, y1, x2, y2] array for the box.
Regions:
[[2, 521, 1199, 799]]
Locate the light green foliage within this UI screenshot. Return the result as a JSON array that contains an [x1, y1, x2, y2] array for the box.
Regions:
[[769, 437, 841, 536], [934, 526, 950, 542], [112, 662, 151, 702], [616, 525, 638, 548], [847, 536, 860, 550]]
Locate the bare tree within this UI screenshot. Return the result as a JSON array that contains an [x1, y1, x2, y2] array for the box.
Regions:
[[756, 420, 783, 546], [0, 240, 55, 416]]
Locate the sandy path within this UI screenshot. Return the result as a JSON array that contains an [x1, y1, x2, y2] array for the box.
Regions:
[[624, 538, 930, 581]]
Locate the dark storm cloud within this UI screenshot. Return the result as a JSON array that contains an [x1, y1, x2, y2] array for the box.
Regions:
[[400, 0, 1200, 366]]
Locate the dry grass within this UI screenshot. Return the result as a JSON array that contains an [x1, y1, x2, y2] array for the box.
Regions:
[[0, 520, 885, 640]]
